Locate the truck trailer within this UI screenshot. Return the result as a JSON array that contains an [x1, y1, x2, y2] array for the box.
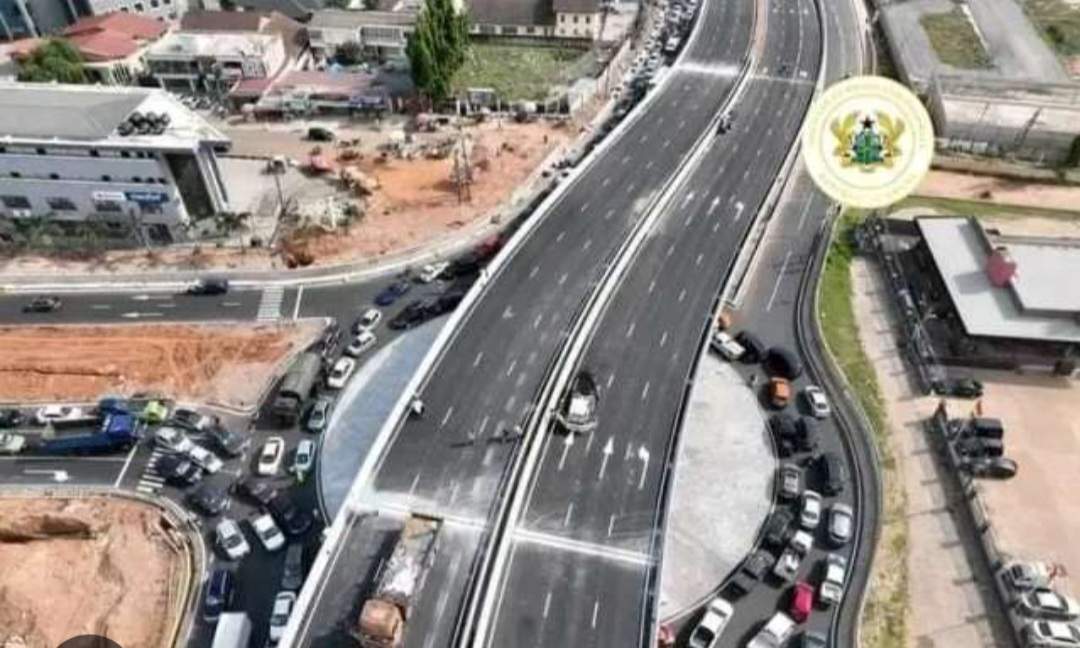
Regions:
[[272, 352, 323, 424], [211, 612, 252, 648], [353, 514, 443, 648]]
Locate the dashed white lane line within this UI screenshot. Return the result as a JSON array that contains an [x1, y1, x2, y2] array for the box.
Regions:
[[766, 249, 793, 312]]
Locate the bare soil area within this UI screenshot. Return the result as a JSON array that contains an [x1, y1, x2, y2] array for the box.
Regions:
[[0, 496, 189, 648], [0, 322, 321, 409], [918, 169, 1080, 213], [851, 257, 1015, 648], [0, 119, 571, 276]]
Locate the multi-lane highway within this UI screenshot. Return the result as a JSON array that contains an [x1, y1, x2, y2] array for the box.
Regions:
[[483, 0, 825, 642], [288, 0, 765, 641]]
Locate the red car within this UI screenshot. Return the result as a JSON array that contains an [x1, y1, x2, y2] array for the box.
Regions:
[[790, 581, 815, 623]]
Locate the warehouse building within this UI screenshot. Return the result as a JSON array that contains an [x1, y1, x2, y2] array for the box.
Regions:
[[0, 83, 231, 244]]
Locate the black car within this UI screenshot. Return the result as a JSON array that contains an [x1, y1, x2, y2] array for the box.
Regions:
[[388, 300, 430, 330], [0, 408, 24, 428], [169, 407, 214, 432], [281, 543, 305, 591], [769, 414, 799, 456], [445, 253, 482, 279], [817, 452, 847, 496], [796, 416, 820, 453], [734, 331, 766, 363], [203, 568, 235, 622], [205, 425, 249, 458], [308, 126, 335, 142], [22, 296, 62, 313], [234, 477, 278, 506], [267, 493, 314, 537], [931, 377, 984, 399], [188, 483, 231, 516], [156, 454, 203, 486], [765, 346, 804, 380], [187, 278, 229, 296], [955, 436, 1004, 458], [763, 509, 795, 547], [729, 549, 776, 597], [433, 290, 466, 315], [961, 456, 1018, 479]]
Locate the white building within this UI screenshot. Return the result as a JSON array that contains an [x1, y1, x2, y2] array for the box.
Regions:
[[0, 83, 231, 243], [145, 30, 287, 93], [83, 0, 187, 22], [553, 0, 601, 39], [307, 9, 416, 62]]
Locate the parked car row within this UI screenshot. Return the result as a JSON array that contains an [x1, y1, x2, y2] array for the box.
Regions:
[[1000, 561, 1080, 648]]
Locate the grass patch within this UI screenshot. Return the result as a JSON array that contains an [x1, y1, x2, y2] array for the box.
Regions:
[[818, 210, 909, 648], [919, 8, 992, 68], [1026, 0, 1080, 55], [451, 44, 586, 102], [901, 194, 1080, 219]]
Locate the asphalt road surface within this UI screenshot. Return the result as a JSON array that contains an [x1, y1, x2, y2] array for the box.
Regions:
[[486, 0, 825, 643], [292, 0, 760, 642]]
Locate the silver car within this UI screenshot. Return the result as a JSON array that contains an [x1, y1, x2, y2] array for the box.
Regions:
[[828, 503, 854, 546]]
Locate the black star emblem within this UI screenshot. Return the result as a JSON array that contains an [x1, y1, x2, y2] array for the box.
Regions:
[[860, 115, 875, 130]]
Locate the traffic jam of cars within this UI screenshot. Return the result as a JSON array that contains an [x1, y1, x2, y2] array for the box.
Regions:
[[677, 320, 856, 647]]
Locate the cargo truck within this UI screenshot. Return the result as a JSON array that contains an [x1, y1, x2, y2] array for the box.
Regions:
[[272, 352, 323, 424], [211, 612, 252, 648], [353, 514, 443, 648], [38, 412, 137, 455]]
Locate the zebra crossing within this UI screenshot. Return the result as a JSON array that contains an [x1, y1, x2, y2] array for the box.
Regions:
[[135, 448, 167, 494], [256, 286, 285, 322]]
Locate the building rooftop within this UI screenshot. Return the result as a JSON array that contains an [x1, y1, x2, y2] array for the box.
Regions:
[[146, 30, 282, 59], [181, 10, 308, 57], [64, 11, 167, 41], [308, 8, 417, 29], [917, 216, 1080, 344], [467, 0, 554, 26], [0, 84, 229, 146], [1001, 237, 1080, 313], [553, 0, 600, 13]]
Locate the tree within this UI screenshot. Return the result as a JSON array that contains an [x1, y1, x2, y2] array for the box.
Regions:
[[17, 39, 88, 84], [336, 40, 364, 65], [406, 0, 469, 101]]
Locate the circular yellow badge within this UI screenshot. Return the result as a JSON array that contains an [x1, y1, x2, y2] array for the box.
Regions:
[[802, 75, 934, 209]]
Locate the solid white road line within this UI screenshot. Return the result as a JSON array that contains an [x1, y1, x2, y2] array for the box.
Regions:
[[513, 528, 652, 566], [292, 286, 304, 320]]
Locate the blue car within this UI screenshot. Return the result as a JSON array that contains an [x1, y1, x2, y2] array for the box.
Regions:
[[374, 280, 412, 306], [203, 568, 235, 622]]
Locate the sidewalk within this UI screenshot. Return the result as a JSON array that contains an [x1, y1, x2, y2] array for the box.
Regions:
[[317, 318, 444, 518], [658, 356, 773, 619]]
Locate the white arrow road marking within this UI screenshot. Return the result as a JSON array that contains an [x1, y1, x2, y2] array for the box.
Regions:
[[23, 469, 69, 482], [557, 433, 574, 471], [598, 436, 614, 481], [637, 445, 650, 490], [707, 196, 721, 215], [733, 201, 746, 221], [121, 311, 163, 319]]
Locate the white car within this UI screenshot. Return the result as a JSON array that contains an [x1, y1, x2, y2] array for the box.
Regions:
[[34, 405, 90, 426], [292, 439, 316, 476], [186, 444, 224, 474], [803, 385, 831, 418], [326, 357, 357, 389], [773, 548, 801, 583], [344, 330, 377, 358], [268, 590, 298, 643], [215, 518, 251, 561], [800, 491, 822, 529], [0, 432, 26, 455], [257, 437, 286, 476], [818, 553, 847, 606], [747, 612, 796, 648], [1023, 620, 1080, 647], [710, 330, 745, 361], [1020, 589, 1080, 621], [155, 426, 194, 454], [355, 308, 382, 332], [828, 503, 854, 546], [688, 596, 733, 648], [250, 513, 285, 552], [789, 529, 814, 556], [418, 261, 449, 283]]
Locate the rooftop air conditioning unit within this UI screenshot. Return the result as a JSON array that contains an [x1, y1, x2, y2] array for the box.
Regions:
[[12, 209, 31, 218]]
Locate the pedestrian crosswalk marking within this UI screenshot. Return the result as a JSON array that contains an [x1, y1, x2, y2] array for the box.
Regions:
[[257, 286, 285, 322]]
